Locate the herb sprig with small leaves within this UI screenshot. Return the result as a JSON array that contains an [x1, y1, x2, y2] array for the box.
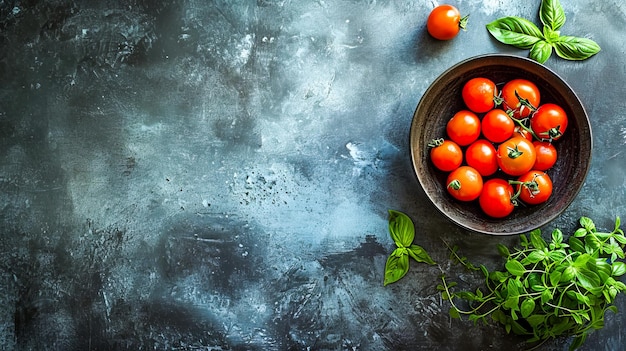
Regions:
[[486, 0, 601, 63], [438, 217, 625, 350], [383, 210, 436, 286]]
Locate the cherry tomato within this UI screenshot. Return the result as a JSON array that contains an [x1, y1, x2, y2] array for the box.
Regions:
[[462, 77, 497, 113], [513, 125, 533, 141], [500, 79, 541, 118], [496, 137, 536, 176], [530, 103, 568, 141], [532, 141, 557, 171], [446, 166, 483, 201], [481, 108, 515, 143], [429, 138, 462, 172], [515, 170, 553, 205], [479, 178, 515, 218], [446, 110, 481, 146], [426, 5, 468, 40], [465, 139, 498, 176]]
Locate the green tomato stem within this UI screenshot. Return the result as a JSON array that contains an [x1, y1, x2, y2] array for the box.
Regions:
[[428, 138, 445, 148], [514, 89, 538, 114], [459, 14, 470, 31], [510, 116, 542, 141], [448, 179, 462, 190]]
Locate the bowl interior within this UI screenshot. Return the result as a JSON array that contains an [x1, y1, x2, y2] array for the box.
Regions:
[[410, 54, 592, 235]]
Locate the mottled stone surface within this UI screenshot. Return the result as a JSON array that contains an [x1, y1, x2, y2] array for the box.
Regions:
[[1, 1, 625, 350]]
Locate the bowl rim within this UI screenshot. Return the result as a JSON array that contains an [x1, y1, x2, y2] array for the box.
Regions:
[[409, 53, 593, 235]]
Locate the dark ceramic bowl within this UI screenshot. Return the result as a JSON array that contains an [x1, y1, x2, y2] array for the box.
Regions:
[[410, 54, 592, 235]]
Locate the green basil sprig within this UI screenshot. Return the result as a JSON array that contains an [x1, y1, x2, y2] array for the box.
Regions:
[[486, 0, 600, 63], [438, 216, 625, 350], [384, 210, 435, 286]]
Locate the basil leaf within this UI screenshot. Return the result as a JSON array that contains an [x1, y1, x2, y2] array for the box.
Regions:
[[524, 250, 547, 264], [552, 35, 601, 60], [520, 234, 529, 248], [489, 271, 509, 283], [520, 298, 536, 318], [541, 288, 553, 304], [530, 40, 553, 64], [549, 270, 562, 286], [505, 259, 526, 277], [574, 228, 588, 238], [388, 210, 414, 248], [383, 249, 409, 286], [479, 265, 489, 279], [530, 229, 547, 250], [540, 0, 566, 31], [548, 250, 566, 262], [497, 243, 510, 258], [614, 233, 626, 245], [408, 244, 436, 265], [551, 228, 564, 245], [580, 217, 596, 232], [576, 267, 601, 291], [449, 307, 461, 319], [612, 261, 626, 277], [574, 292, 591, 306], [573, 253, 592, 268], [486, 16, 544, 49], [526, 314, 546, 328]]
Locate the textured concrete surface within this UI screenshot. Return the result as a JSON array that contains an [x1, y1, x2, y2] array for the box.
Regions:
[[1, 1, 625, 350]]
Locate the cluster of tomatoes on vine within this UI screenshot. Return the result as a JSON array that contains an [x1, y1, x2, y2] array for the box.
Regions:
[[429, 77, 569, 218]]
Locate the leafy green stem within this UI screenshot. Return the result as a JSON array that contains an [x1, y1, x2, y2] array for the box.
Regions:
[[438, 216, 624, 350]]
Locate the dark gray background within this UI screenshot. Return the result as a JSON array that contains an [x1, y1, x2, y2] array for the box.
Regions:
[[1, 1, 625, 350]]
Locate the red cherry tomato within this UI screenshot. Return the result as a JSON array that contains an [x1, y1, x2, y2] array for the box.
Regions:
[[515, 170, 553, 205], [501, 79, 541, 118], [532, 141, 557, 171], [531, 103, 568, 141], [446, 110, 481, 146], [426, 5, 468, 40], [496, 137, 537, 176], [481, 108, 515, 143], [429, 138, 463, 172], [446, 166, 483, 201], [465, 139, 498, 176], [462, 77, 497, 113], [479, 178, 516, 218]]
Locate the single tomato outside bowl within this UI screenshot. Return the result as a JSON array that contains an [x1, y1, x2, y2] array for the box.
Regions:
[[409, 54, 592, 235]]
